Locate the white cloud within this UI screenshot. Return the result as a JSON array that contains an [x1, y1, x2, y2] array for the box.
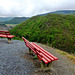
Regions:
[[0, 0, 75, 17]]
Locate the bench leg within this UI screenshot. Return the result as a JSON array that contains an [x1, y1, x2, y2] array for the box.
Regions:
[[29, 48, 34, 55], [41, 61, 52, 71], [8, 38, 12, 43]]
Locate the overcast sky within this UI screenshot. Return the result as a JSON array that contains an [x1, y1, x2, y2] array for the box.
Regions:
[[0, 0, 75, 17]]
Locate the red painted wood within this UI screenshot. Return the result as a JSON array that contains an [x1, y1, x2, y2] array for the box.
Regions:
[[0, 31, 15, 38], [22, 37, 58, 64], [32, 43, 58, 60]]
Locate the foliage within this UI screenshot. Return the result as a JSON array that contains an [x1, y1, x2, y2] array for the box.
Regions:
[[10, 14, 75, 54]]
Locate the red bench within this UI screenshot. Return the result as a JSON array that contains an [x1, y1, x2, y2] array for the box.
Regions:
[[22, 37, 58, 71], [0, 31, 15, 43]]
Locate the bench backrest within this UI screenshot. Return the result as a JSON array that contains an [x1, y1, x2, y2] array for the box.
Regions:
[[22, 37, 58, 64], [22, 37, 37, 54], [0, 31, 10, 35]]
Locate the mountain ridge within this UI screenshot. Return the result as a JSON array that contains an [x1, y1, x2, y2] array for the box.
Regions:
[[0, 17, 29, 24], [0, 17, 14, 22], [39, 10, 75, 16]]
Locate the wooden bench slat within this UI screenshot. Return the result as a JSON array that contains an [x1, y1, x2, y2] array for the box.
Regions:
[[41, 58, 49, 64], [39, 53, 51, 63], [6, 35, 15, 38], [32, 43, 58, 60], [0, 34, 7, 37], [31, 43, 55, 61]]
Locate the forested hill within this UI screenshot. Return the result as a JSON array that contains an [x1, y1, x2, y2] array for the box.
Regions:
[[10, 14, 75, 54], [0, 17, 29, 24]]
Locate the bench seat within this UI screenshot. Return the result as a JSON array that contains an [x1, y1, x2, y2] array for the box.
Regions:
[[31, 42, 58, 64], [0, 34, 7, 37], [0, 34, 14, 38], [0, 31, 15, 43]]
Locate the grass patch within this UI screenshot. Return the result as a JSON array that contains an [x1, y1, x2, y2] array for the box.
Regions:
[[34, 55, 38, 59], [56, 49, 75, 64]]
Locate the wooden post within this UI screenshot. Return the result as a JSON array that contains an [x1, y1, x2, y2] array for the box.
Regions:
[[8, 38, 12, 43], [41, 61, 52, 71]]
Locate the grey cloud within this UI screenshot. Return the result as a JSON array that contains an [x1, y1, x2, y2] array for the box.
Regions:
[[0, 0, 75, 17]]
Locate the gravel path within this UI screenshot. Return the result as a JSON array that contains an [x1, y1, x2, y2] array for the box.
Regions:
[[0, 38, 75, 75], [0, 38, 37, 75]]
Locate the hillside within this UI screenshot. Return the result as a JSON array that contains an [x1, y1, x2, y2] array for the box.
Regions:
[[39, 10, 75, 16], [0, 17, 13, 22], [10, 14, 75, 54], [0, 17, 29, 24]]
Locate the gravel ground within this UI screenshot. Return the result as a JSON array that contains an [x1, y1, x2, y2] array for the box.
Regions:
[[0, 38, 37, 75], [0, 38, 75, 75]]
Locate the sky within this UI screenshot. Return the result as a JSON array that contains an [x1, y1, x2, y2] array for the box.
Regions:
[[0, 0, 75, 17]]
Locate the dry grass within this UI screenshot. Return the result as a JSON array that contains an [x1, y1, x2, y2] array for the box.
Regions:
[[56, 50, 75, 64]]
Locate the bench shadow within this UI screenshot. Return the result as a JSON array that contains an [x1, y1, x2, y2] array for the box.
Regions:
[[21, 53, 57, 75]]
